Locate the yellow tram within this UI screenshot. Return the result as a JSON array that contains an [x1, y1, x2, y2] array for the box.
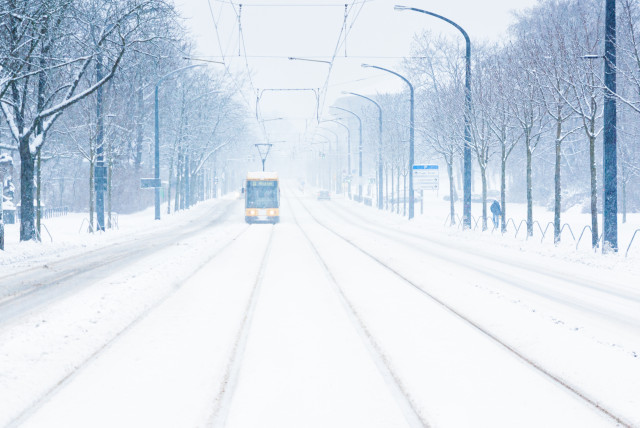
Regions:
[[245, 171, 280, 224]]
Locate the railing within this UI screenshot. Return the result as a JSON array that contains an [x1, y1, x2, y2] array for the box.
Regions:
[[43, 207, 69, 219], [575, 226, 603, 251], [34, 224, 53, 243], [444, 214, 640, 257], [625, 229, 640, 258], [78, 218, 93, 234]]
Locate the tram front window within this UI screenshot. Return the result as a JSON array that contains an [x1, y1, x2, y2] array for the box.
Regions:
[[246, 182, 278, 208]]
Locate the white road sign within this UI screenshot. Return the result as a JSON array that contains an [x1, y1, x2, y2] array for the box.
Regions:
[[413, 165, 439, 190]]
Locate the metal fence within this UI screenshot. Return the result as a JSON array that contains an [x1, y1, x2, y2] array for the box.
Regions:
[[444, 214, 640, 258]]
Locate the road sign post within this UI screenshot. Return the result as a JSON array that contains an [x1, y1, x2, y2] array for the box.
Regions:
[[413, 165, 439, 191]]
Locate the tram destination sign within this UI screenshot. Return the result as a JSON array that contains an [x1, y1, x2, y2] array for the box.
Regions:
[[412, 165, 439, 191]]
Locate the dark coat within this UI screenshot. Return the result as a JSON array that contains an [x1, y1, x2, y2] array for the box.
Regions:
[[490, 200, 501, 215]]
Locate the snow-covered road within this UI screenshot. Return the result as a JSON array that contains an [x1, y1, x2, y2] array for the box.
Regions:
[[0, 189, 637, 427]]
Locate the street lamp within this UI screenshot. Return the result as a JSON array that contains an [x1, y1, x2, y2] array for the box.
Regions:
[[316, 127, 340, 193], [154, 64, 206, 220], [321, 118, 351, 196], [361, 63, 415, 219], [331, 106, 364, 201], [342, 91, 383, 210], [395, 5, 472, 227], [603, 0, 618, 252]]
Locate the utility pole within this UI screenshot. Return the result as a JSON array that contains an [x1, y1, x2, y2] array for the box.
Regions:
[[603, 0, 618, 252], [95, 53, 106, 232]]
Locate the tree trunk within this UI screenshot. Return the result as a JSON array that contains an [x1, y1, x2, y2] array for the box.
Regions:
[[447, 160, 455, 226], [19, 136, 36, 241], [526, 139, 533, 237], [589, 133, 598, 248], [36, 150, 42, 240], [89, 152, 94, 233], [500, 149, 507, 233], [175, 150, 182, 212], [554, 118, 562, 244], [622, 178, 626, 223], [403, 173, 407, 217], [135, 82, 144, 172], [396, 168, 400, 214], [185, 155, 190, 209], [1, 173, 4, 250], [390, 167, 394, 212], [481, 165, 487, 231], [167, 156, 173, 215]]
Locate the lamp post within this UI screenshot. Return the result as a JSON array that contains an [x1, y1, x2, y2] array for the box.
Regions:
[[316, 128, 340, 193], [342, 91, 383, 210], [361, 63, 415, 219], [603, 0, 617, 252], [321, 118, 351, 196], [154, 64, 206, 220], [395, 5, 471, 227], [311, 136, 331, 189], [331, 106, 363, 201]]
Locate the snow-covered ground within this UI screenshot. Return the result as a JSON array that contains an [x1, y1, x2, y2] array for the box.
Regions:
[[0, 187, 638, 427]]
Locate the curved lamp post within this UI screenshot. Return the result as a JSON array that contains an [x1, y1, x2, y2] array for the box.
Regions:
[[395, 5, 472, 228], [331, 106, 363, 201], [342, 91, 383, 210], [361, 63, 414, 219]]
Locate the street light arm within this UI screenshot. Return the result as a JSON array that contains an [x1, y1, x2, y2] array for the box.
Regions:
[[330, 106, 362, 127], [361, 64, 414, 93], [394, 6, 470, 48], [155, 64, 206, 88], [342, 91, 382, 115]]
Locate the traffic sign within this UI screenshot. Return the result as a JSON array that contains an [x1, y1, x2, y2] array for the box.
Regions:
[[413, 165, 439, 191]]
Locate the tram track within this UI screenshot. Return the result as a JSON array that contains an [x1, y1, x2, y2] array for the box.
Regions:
[[208, 225, 275, 428], [6, 220, 255, 428], [288, 195, 429, 428], [289, 189, 632, 427]]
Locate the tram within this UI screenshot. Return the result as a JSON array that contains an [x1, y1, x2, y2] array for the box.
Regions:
[[245, 171, 280, 224]]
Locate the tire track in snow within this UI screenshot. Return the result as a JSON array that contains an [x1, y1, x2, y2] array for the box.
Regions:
[[0, 200, 240, 324]]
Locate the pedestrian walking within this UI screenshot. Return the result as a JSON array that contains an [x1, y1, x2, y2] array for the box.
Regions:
[[490, 200, 501, 229]]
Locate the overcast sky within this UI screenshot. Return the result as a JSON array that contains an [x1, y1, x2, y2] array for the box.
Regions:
[[175, 0, 539, 148]]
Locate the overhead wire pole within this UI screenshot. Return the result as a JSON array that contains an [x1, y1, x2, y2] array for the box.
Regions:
[[331, 106, 363, 201], [361, 63, 415, 219], [395, 5, 472, 227], [603, 0, 618, 252], [342, 91, 383, 210]]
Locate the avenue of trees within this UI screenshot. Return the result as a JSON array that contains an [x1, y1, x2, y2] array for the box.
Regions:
[[334, 0, 640, 247], [0, 0, 253, 246]]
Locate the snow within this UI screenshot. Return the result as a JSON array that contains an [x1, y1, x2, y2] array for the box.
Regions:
[[0, 186, 638, 427]]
